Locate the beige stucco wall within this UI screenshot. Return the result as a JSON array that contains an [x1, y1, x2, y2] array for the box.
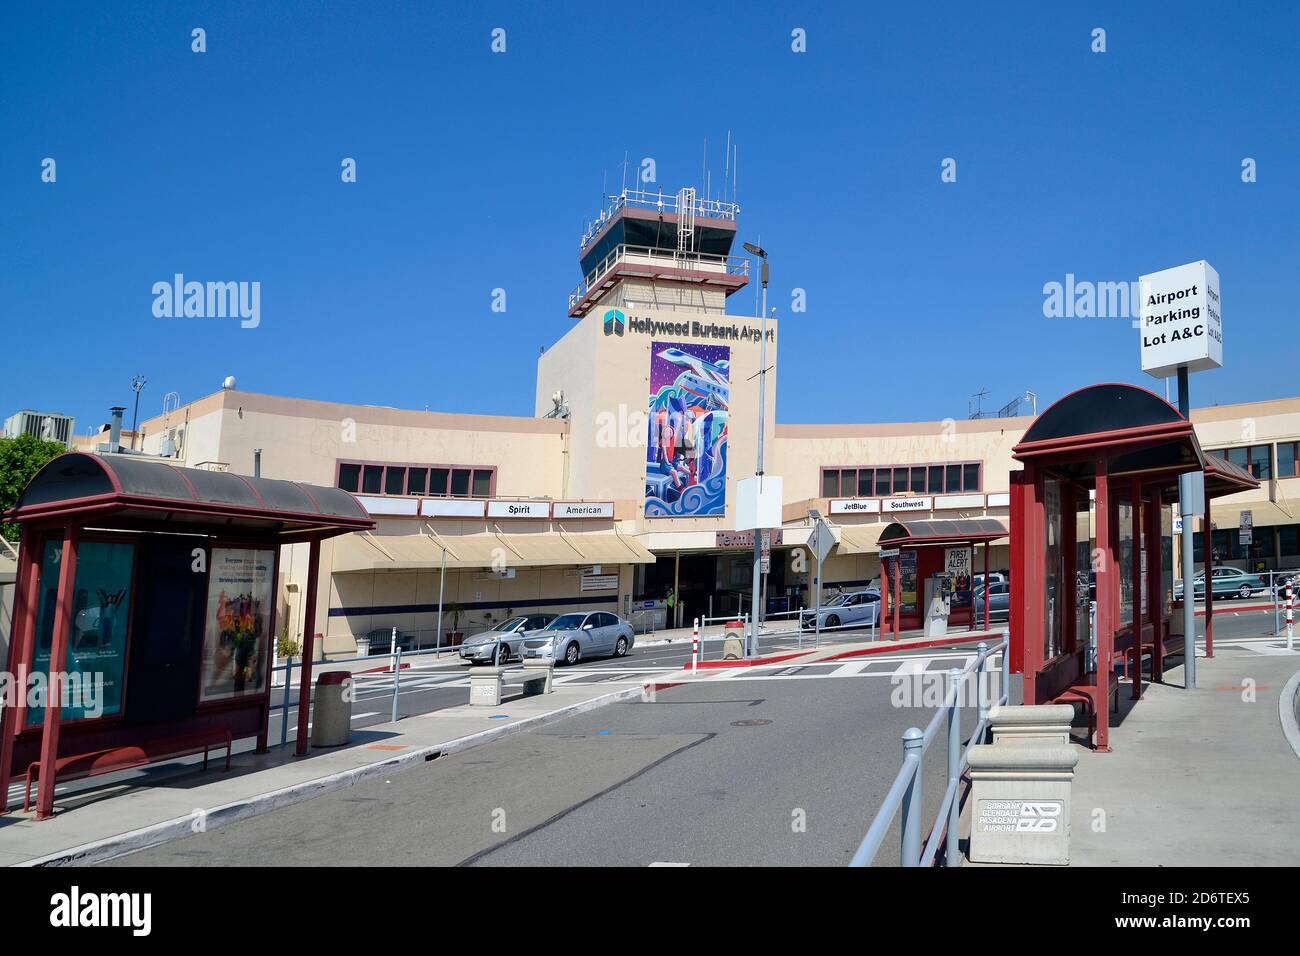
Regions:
[[139, 390, 568, 498]]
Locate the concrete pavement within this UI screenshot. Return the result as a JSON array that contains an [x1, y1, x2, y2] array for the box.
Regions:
[[106, 654, 985, 867], [1067, 641, 1300, 866]]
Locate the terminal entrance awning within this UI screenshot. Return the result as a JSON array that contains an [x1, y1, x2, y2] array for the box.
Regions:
[[834, 524, 886, 554], [332, 528, 653, 571]]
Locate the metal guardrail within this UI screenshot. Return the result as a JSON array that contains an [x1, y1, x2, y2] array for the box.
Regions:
[[268, 631, 467, 747], [580, 188, 741, 248], [850, 631, 1010, 868], [568, 243, 750, 310]]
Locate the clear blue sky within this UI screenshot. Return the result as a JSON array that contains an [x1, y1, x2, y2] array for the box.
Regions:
[[3, 1, 1297, 435]]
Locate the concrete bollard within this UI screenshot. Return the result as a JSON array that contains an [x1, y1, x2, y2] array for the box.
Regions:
[[989, 704, 1075, 745], [469, 667, 505, 707], [967, 741, 1079, 865], [311, 671, 352, 747]]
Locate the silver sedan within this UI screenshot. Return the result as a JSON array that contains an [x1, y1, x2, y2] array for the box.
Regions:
[[459, 614, 557, 665], [520, 611, 636, 665]]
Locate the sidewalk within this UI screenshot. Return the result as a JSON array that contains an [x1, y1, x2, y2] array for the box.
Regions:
[[1067, 644, 1300, 866], [0, 674, 684, 867]]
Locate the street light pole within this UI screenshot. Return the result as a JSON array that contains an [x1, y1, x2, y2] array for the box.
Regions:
[[744, 242, 769, 658], [130, 374, 147, 451]]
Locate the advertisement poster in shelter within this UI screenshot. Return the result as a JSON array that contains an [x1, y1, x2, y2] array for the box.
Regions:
[[200, 548, 274, 702]]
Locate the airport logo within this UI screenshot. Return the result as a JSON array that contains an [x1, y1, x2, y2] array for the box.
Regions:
[[49, 886, 152, 936], [977, 799, 1062, 834], [603, 308, 625, 337]]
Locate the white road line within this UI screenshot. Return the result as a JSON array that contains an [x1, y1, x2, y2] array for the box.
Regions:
[[351, 711, 380, 720], [828, 660, 873, 677], [892, 658, 928, 677]]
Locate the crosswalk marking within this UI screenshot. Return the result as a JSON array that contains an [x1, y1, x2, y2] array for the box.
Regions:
[[828, 660, 873, 677]]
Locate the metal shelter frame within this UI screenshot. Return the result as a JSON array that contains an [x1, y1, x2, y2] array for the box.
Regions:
[[0, 453, 373, 819]]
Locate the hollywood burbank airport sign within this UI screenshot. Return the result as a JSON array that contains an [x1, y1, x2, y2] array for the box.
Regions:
[[1139, 260, 1222, 378]]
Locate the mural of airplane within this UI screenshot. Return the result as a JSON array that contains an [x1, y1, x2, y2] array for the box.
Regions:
[[657, 348, 730, 387]]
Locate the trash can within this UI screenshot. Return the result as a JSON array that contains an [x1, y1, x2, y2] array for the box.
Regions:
[[723, 620, 746, 660], [311, 671, 352, 748]]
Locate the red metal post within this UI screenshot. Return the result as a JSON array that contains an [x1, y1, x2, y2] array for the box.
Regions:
[[36, 525, 80, 820], [1202, 516, 1214, 658], [0, 528, 40, 814], [1094, 460, 1112, 752], [294, 539, 322, 756], [1149, 488, 1164, 683], [983, 540, 991, 631], [968, 541, 977, 632], [1130, 478, 1143, 701], [880, 557, 891, 639], [892, 554, 901, 639]]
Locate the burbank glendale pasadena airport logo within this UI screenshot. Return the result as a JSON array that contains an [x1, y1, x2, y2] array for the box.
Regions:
[[603, 308, 625, 336]]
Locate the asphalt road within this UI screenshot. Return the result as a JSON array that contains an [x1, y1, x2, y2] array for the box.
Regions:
[[107, 647, 986, 867]]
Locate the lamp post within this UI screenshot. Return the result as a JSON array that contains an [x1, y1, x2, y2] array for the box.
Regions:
[[130, 374, 147, 451], [743, 241, 769, 658]]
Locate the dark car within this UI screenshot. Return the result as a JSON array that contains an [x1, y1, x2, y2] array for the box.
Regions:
[[363, 627, 417, 654], [972, 582, 1011, 623]]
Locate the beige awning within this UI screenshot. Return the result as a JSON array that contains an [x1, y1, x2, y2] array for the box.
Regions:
[[330, 528, 654, 572], [564, 531, 655, 565], [835, 523, 887, 555]]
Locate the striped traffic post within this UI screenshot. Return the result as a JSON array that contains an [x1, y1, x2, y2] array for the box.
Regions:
[[692, 618, 700, 673], [1279, 582, 1289, 650]]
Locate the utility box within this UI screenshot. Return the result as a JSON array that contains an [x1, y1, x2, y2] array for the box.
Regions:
[[923, 577, 950, 637], [968, 740, 1078, 866], [311, 671, 353, 748]]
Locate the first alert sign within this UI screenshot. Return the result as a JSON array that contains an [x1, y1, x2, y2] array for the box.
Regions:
[[1139, 260, 1222, 379]]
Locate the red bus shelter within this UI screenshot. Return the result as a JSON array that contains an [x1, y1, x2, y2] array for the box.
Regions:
[[879, 518, 1008, 637], [0, 453, 372, 819], [1008, 384, 1256, 751]]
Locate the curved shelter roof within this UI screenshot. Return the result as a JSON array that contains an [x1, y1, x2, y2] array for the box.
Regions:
[[5, 453, 373, 543], [878, 518, 1007, 547], [1012, 383, 1258, 499]]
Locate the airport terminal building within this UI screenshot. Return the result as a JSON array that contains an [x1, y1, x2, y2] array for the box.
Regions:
[[129, 190, 1300, 655]]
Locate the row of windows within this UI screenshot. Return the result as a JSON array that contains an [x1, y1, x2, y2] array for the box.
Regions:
[[337, 461, 496, 498], [820, 462, 982, 499], [1207, 441, 1300, 480], [1193, 525, 1300, 561]]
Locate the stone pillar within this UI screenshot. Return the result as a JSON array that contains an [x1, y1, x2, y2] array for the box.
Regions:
[[968, 733, 1079, 865], [989, 703, 1074, 745]]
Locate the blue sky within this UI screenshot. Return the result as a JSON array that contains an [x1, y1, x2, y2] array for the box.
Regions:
[[3, 1, 1297, 435]]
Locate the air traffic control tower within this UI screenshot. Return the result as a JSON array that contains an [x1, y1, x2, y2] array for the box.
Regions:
[[538, 185, 777, 530], [566, 187, 751, 317]]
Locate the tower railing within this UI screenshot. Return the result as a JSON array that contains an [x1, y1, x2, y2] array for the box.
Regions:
[[568, 244, 750, 313], [580, 188, 741, 249]]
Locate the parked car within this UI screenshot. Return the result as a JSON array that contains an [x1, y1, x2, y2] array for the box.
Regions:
[[1270, 570, 1300, 597], [459, 614, 557, 665], [1174, 566, 1267, 600], [971, 572, 1007, 590], [362, 627, 416, 654], [800, 589, 880, 631], [972, 582, 1011, 623], [520, 611, 636, 665]]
